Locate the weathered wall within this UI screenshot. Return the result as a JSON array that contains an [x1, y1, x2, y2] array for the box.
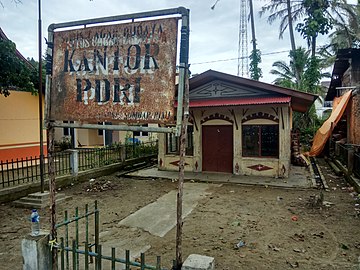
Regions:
[[349, 94, 360, 145], [349, 59, 360, 145], [0, 91, 47, 161], [158, 105, 291, 178], [343, 56, 360, 146]]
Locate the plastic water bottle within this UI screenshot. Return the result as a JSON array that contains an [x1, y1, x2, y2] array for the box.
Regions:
[[30, 209, 40, 236]]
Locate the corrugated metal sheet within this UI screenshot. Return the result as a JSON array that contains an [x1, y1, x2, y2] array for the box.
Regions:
[[176, 97, 291, 108], [50, 18, 178, 124]]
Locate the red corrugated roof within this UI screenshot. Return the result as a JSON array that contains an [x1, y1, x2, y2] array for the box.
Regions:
[[177, 97, 291, 108]]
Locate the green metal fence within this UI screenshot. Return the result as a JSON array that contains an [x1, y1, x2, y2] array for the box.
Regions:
[[55, 201, 169, 270], [55, 201, 100, 270], [59, 242, 166, 270], [0, 141, 158, 189], [77, 146, 123, 171], [0, 151, 71, 188]]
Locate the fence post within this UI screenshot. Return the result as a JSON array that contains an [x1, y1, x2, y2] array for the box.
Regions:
[[120, 146, 126, 162], [335, 141, 340, 157], [22, 232, 50, 270], [348, 148, 354, 176], [69, 150, 79, 176]]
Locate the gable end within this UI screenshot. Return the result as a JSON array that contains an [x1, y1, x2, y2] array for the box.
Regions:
[[190, 80, 277, 100]]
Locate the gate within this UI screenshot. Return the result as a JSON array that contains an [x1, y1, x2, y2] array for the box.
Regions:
[[54, 201, 171, 270]]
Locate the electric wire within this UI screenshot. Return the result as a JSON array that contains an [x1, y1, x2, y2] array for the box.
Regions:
[[191, 49, 290, 65]]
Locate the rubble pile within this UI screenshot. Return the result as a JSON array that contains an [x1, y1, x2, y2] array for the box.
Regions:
[[85, 178, 116, 192]]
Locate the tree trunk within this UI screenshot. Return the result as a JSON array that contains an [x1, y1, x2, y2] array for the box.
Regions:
[[287, 0, 300, 83], [249, 0, 256, 52], [311, 36, 316, 57], [287, 0, 296, 52]]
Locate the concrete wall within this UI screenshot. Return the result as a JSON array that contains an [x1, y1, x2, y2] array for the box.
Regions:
[[0, 90, 47, 162], [158, 105, 291, 178]]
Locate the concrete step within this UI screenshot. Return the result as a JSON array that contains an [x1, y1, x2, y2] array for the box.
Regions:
[[12, 192, 71, 209], [17, 193, 66, 203]]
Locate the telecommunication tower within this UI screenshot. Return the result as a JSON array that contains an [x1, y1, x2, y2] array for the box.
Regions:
[[238, 0, 248, 77], [212, 0, 249, 77]]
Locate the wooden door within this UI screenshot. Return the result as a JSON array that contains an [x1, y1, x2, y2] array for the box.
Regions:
[[202, 125, 233, 173]]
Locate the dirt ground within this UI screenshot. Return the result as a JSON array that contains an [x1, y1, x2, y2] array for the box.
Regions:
[[1, 158, 360, 270]]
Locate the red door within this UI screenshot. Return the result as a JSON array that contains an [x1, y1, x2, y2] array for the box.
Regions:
[[202, 125, 233, 173]]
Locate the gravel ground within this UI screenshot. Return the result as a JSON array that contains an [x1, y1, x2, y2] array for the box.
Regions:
[[0, 158, 359, 270]]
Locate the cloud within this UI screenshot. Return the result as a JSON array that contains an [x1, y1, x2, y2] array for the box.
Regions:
[[0, 0, 333, 83]]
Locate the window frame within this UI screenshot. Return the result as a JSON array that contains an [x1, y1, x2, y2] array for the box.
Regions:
[[97, 122, 104, 136], [133, 124, 149, 137], [166, 125, 194, 156], [242, 124, 279, 158]]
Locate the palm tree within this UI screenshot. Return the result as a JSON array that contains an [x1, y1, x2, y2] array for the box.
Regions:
[[270, 47, 330, 93], [328, 0, 359, 47], [270, 47, 309, 89], [260, 0, 357, 56], [319, 2, 360, 66], [259, 0, 305, 43], [260, 0, 304, 82], [271, 47, 330, 129]]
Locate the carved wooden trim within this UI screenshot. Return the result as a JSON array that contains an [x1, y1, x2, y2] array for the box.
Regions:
[[242, 109, 249, 118], [242, 112, 279, 123], [189, 80, 271, 100], [189, 111, 198, 131], [201, 113, 234, 125], [271, 107, 279, 116], [229, 109, 239, 130], [280, 107, 284, 129]]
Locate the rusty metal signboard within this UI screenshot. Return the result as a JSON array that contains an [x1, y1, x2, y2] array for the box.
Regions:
[[50, 18, 178, 124]]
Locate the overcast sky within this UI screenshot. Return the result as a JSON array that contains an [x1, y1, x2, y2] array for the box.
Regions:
[[0, 0, 356, 83]]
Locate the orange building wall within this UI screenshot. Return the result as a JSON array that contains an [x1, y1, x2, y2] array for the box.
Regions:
[[0, 91, 47, 162]]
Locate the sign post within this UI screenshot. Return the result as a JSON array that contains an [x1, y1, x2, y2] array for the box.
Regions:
[[45, 7, 189, 269], [175, 10, 190, 269]]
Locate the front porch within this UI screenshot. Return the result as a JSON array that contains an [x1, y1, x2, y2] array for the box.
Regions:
[[127, 165, 315, 189]]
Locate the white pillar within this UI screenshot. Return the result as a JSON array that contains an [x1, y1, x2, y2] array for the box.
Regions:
[[69, 149, 79, 176], [22, 232, 50, 270]]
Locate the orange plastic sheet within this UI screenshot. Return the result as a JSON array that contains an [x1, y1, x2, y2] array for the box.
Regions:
[[308, 90, 352, 156]]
